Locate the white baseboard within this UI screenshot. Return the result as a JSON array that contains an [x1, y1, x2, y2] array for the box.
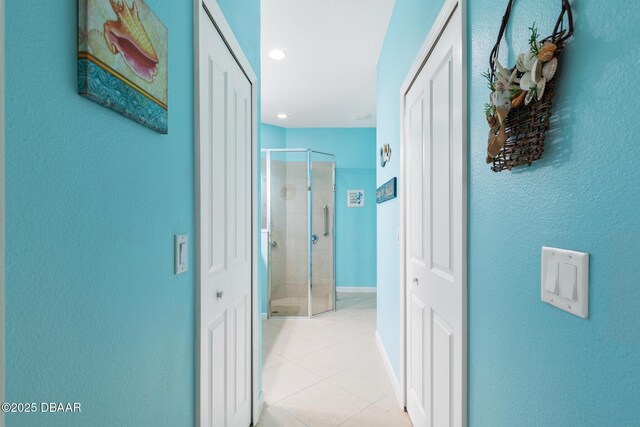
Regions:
[[254, 390, 265, 424], [336, 286, 377, 293], [375, 331, 403, 409]]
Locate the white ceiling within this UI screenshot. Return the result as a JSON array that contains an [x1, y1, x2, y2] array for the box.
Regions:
[[261, 0, 395, 128]]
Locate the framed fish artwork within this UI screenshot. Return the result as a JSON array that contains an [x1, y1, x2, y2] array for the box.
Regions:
[[78, 0, 168, 133]]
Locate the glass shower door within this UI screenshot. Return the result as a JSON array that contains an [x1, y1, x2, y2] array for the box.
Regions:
[[310, 152, 336, 316], [267, 151, 309, 317]]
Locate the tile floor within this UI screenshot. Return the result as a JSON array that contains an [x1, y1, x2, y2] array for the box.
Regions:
[[269, 295, 334, 316], [257, 293, 412, 427]]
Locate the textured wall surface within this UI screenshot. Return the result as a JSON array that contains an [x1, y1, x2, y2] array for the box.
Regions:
[[467, 0, 640, 425], [378, 0, 640, 425], [4, 0, 259, 425], [376, 0, 445, 378]]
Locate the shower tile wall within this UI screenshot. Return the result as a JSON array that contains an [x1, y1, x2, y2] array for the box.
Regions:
[[267, 158, 334, 316], [284, 162, 309, 300], [269, 160, 289, 301], [268, 160, 309, 314]]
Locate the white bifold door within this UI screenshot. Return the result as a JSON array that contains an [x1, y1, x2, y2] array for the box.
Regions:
[[197, 5, 252, 427], [405, 5, 465, 427]]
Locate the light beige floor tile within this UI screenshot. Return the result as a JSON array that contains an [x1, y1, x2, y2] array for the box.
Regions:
[[273, 380, 370, 427], [256, 405, 308, 427], [369, 393, 405, 413], [327, 354, 393, 403], [266, 333, 328, 360], [335, 333, 379, 359], [349, 309, 377, 324], [316, 308, 360, 323], [268, 317, 331, 335], [263, 326, 300, 350], [263, 320, 283, 337], [339, 394, 412, 427], [260, 293, 396, 426], [262, 361, 322, 405], [327, 318, 375, 337], [290, 343, 362, 379], [295, 323, 358, 348], [263, 347, 287, 369]]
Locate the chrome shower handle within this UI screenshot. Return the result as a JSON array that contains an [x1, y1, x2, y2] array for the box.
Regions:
[[323, 205, 329, 236]]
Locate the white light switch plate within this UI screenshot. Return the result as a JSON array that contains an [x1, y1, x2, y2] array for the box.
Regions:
[[541, 247, 589, 318], [175, 234, 188, 275]]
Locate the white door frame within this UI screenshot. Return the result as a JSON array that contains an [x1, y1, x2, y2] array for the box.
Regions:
[[0, 0, 5, 424], [398, 0, 467, 420], [193, 0, 262, 424]]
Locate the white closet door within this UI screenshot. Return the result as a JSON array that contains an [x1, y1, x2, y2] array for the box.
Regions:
[[405, 5, 464, 427], [197, 5, 252, 426]]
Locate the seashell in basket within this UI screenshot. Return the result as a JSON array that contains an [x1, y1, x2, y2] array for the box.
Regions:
[[519, 72, 533, 91], [535, 78, 547, 101], [525, 89, 535, 106], [516, 53, 528, 72], [532, 59, 544, 84], [537, 42, 557, 62], [523, 51, 537, 70], [491, 90, 512, 111], [511, 90, 526, 108], [542, 57, 558, 81]]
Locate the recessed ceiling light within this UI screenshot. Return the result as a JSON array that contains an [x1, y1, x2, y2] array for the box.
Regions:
[[277, 113, 289, 119], [268, 49, 287, 60]]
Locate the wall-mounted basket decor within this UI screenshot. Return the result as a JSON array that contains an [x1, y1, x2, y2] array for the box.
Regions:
[[484, 0, 574, 172]]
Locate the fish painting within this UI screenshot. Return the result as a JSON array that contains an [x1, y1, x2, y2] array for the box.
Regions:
[[78, 0, 168, 133]]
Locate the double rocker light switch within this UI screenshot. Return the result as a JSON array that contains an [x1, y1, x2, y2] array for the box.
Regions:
[[541, 247, 588, 318]]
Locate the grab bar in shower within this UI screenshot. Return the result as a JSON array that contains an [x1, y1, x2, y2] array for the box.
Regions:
[[323, 205, 329, 236]]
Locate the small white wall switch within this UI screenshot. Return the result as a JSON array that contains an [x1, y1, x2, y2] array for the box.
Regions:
[[175, 234, 188, 275], [544, 260, 559, 294], [559, 263, 577, 301], [541, 247, 589, 318]]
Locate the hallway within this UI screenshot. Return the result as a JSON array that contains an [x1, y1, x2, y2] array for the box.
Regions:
[[258, 293, 411, 426]]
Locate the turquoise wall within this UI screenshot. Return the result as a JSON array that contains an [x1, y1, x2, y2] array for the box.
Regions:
[[262, 123, 287, 149], [376, 0, 445, 378], [259, 126, 377, 313], [378, 0, 640, 425], [4, 0, 259, 425]]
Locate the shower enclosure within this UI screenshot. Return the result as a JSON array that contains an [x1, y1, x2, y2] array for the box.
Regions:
[[261, 149, 336, 317]]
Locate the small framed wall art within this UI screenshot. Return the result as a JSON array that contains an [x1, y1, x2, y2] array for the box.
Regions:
[[78, 0, 168, 133], [347, 190, 365, 208], [376, 177, 397, 204]]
